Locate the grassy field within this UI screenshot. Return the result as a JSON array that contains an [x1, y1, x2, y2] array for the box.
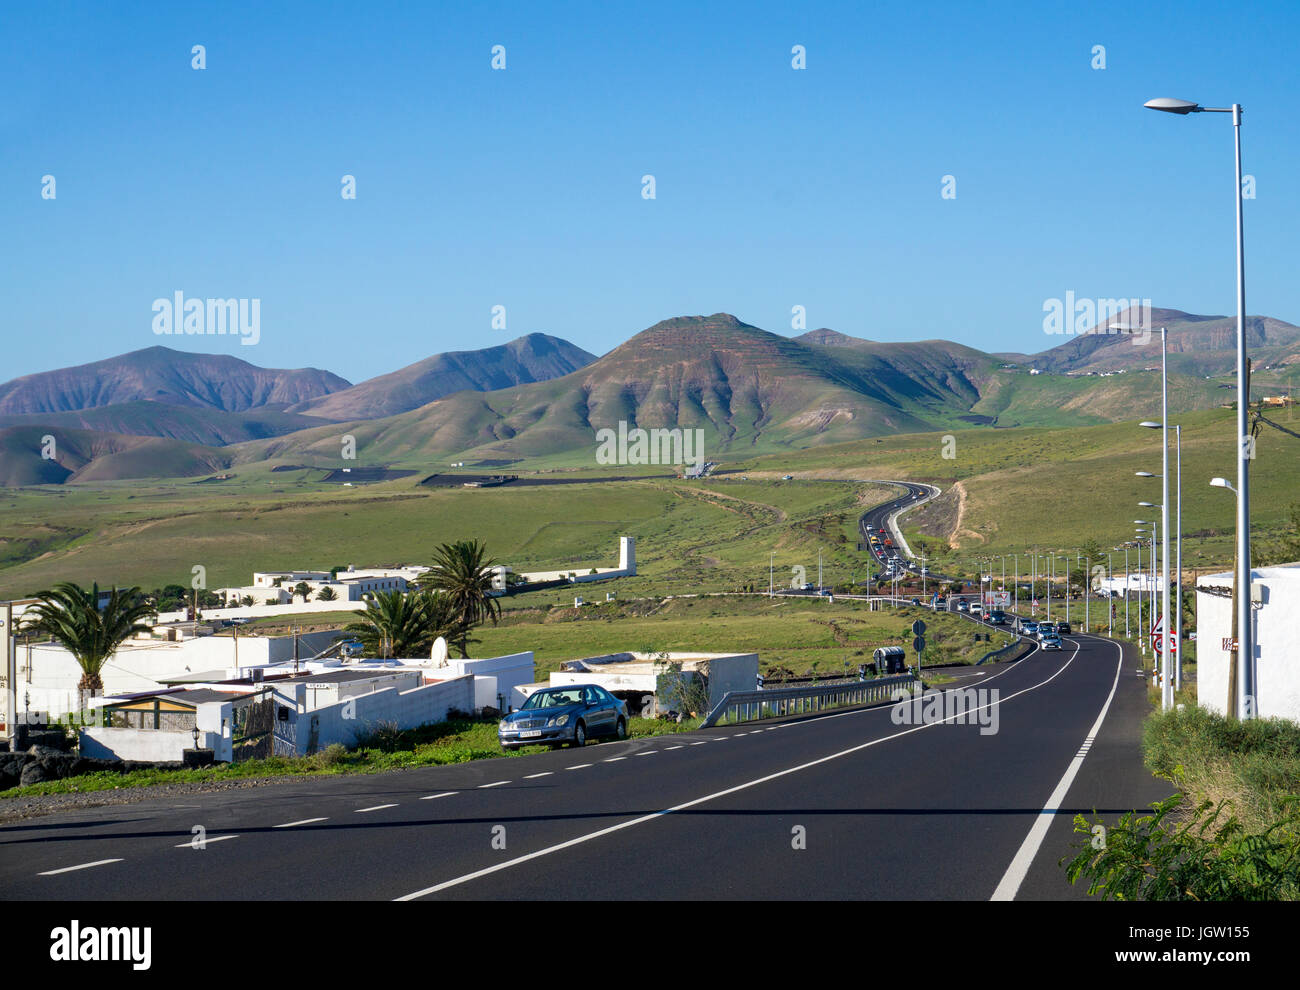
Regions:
[[2, 405, 1295, 602], [190, 595, 1008, 678], [0, 472, 895, 599]]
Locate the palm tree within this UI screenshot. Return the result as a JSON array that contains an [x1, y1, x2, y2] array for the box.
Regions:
[[20, 582, 156, 705], [344, 588, 471, 659], [418, 540, 502, 657]]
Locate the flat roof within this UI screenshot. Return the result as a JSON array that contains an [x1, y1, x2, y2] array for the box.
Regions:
[[276, 669, 416, 685]]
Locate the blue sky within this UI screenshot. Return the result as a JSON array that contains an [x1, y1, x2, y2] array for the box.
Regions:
[[4, 0, 1298, 382]]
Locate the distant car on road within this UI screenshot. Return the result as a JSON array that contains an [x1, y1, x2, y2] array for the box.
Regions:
[[1055, 621, 1072, 635], [969, 602, 983, 617], [499, 684, 628, 750], [1020, 620, 1039, 636], [987, 610, 1007, 625], [1040, 633, 1063, 651], [956, 600, 970, 613]]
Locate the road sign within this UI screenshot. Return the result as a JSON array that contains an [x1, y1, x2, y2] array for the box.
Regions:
[[911, 619, 927, 636], [913, 636, 926, 652], [1150, 615, 1178, 656], [1222, 637, 1239, 652]]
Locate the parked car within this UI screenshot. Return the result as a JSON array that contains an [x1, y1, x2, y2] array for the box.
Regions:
[[499, 684, 628, 750], [1040, 633, 1063, 651]]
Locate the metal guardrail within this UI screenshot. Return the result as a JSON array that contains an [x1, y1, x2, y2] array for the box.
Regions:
[[701, 673, 918, 728]]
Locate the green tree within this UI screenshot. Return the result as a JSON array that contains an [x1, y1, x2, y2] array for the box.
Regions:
[[293, 581, 311, 601], [418, 540, 502, 657], [344, 588, 470, 659], [20, 582, 156, 703], [316, 586, 338, 601]]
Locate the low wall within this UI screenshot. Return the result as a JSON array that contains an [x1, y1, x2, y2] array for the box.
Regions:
[[79, 726, 209, 762], [295, 675, 475, 755]]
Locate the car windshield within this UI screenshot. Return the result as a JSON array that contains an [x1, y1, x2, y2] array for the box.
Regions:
[[521, 689, 584, 710]]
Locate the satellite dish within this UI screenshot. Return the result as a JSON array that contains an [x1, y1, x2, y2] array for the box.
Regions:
[[431, 636, 449, 665]]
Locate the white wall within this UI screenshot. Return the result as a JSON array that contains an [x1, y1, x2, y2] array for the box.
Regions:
[[1196, 564, 1300, 721], [22, 631, 338, 716], [79, 726, 209, 762], [293, 676, 475, 755], [431, 652, 535, 710]]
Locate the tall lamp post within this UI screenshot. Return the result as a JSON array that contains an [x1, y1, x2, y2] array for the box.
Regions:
[[1145, 95, 1252, 717], [1211, 477, 1246, 717], [1175, 425, 1183, 690]]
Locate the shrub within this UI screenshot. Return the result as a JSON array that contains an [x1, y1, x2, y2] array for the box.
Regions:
[[313, 743, 348, 768], [1065, 794, 1300, 901]]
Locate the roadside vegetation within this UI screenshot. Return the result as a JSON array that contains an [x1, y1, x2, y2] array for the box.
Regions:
[[0, 714, 699, 801], [1065, 704, 1300, 900]]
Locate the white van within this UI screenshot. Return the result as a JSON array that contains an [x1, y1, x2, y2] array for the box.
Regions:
[[969, 602, 983, 617]]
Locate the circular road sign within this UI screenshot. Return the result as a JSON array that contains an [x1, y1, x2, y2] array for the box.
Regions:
[[912, 619, 927, 636]]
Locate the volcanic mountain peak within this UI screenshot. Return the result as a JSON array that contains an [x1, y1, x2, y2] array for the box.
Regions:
[[797, 328, 864, 346]]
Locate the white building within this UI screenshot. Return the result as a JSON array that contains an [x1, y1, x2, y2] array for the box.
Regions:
[[16, 629, 339, 717], [517, 537, 636, 584], [1195, 562, 1300, 721]]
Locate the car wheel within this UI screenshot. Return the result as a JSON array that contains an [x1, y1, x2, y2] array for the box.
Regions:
[[571, 721, 586, 748], [614, 717, 627, 740]]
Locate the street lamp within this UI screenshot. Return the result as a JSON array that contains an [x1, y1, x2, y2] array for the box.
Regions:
[[1146, 94, 1252, 718], [1112, 322, 1173, 707], [1210, 476, 1247, 717]]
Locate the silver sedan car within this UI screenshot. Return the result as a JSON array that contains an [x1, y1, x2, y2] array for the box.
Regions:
[[499, 684, 628, 750]]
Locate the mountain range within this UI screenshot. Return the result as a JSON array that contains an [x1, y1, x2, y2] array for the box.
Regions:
[[2, 309, 1295, 484]]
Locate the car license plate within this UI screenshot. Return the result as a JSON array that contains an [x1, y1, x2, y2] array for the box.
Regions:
[[520, 730, 542, 738]]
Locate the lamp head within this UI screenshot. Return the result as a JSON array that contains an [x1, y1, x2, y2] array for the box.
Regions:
[[1145, 97, 1202, 114]]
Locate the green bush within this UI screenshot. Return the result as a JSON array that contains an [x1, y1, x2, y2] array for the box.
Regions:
[[1065, 794, 1300, 901]]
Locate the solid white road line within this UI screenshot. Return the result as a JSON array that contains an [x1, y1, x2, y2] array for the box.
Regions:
[[990, 637, 1123, 902], [175, 834, 238, 848], [478, 781, 511, 788], [356, 804, 399, 812], [396, 641, 1088, 901], [274, 818, 328, 828], [39, 859, 123, 876], [421, 792, 458, 800]]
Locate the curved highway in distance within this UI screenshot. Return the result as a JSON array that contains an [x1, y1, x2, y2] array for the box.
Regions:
[[858, 481, 948, 585]]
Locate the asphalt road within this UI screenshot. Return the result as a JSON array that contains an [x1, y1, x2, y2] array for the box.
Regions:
[[858, 481, 948, 585], [2, 631, 1166, 900]]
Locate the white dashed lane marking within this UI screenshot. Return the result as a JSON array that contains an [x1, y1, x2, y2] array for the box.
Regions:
[[274, 818, 328, 828], [175, 834, 238, 848], [421, 792, 457, 800], [356, 804, 399, 813], [478, 781, 511, 789], [39, 859, 122, 876]]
